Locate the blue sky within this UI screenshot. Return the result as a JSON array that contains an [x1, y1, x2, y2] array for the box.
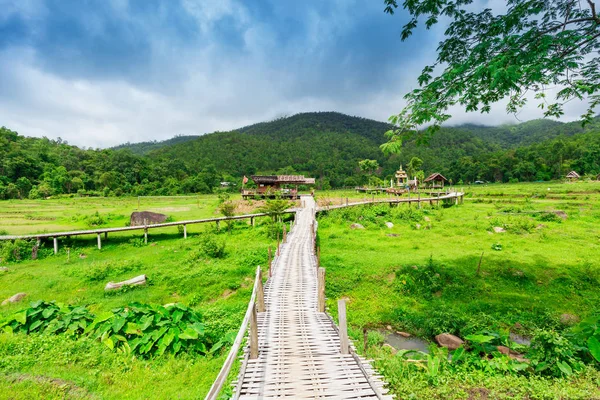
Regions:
[[0, 0, 590, 147]]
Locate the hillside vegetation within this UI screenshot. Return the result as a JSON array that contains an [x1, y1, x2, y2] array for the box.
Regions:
[[2, 113, 600, 199]]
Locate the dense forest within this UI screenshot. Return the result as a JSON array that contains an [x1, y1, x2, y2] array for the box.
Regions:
[[1, 112, 599, 199]]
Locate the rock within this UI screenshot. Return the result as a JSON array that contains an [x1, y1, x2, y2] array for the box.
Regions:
[[397, 331, 411, 338], [79, 253, 87, 259], [435, 333, 464, 350], [423, 216, 431, 222], [382, 343, 397, 354], [512, 270, 524, 277], [552, 210, 568, 219], [2, 292, 26, 306], [105, 274, 147, 291], [497, 346, 528, 362], [386, 325, 392, 330], [415, 223, 421, 230], [350, 223, 365, 230], [385, 222, 394, 228], [560, 313, 579, 325], [130, 211, 168, 227], [493, 226, 506, 233], [386, 234, 399, 237]]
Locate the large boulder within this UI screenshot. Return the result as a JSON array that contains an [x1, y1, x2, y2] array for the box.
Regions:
[[130, 211, 168, 227], [560, 313, 579, 325], [435, 333, 464, 350]]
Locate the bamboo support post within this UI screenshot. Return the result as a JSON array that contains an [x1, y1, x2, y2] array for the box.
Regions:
[[250, 303, 259, 359], [268, 247, 272, 277], [216, 221, 220, 231], [277, 241, 280, 256], [317, 246, 321, 266], [53, 237, 58, 255], [256, 267, 265, 312], [144, 229, 148, 244], [250, 217, 255, 227], [338, 299, 349, 354], [317, 267, 325, 312], [104, 232, 108, 239], [97, 233, 102, 250], [183, 224, 187, 239]]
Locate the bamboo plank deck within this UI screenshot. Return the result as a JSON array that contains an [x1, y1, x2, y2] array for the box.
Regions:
[[234, 196, 392, 399]]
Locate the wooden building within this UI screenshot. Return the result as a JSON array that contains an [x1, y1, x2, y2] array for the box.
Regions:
[[242, 175, 315, 199], [566, 171, 580, 181], [424, 173, 448, 189]]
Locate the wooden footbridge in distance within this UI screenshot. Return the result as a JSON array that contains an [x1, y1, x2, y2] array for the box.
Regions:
[[206, 193, 465, 399]]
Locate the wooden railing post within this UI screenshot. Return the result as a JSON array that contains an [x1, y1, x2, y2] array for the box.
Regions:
[[283, 223, 287, 243], [256, 267, 265, 312], [317, 267, 326, 312], [53, 237, 58, 255], [183, 224, 187, 239], [250, 302, 259, 359], [338, 299, 349, 354], [268, 247, 272, 277], [97, 233, 102, 250]]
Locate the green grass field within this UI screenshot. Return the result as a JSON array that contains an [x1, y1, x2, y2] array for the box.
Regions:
[[1, 182, 600, 399]]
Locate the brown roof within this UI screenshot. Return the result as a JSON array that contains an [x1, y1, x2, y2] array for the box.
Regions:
[[251, 175, 315, 185], [566, 171, 580, 178], [424, 173, 448, 183]]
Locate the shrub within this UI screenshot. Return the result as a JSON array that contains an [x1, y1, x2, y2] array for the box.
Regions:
[[199, 234, 226, 258]]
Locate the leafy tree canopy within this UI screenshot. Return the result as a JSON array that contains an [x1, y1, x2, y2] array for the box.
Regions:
[[382, 0, 600, 154]]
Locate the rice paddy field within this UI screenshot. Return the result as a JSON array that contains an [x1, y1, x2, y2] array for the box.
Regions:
[[1, 181, 600, 399]]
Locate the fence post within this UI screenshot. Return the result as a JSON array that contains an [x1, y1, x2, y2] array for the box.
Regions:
[[216, 220, 220, 231], [256, 267, 265, 312], [143, 218, 148, 244], [268, 247, 272, 277], [283, 223, 287, 243], [338, 299, 349, 354], [97, 233, 102, 250], [53, 237, 58, 255], [250, 303, 259, 359], [317, 246, 321, 266], [317, 267, 326, 312]]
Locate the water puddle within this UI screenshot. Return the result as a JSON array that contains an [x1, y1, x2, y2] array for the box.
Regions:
[[383, 331, 430, 353]]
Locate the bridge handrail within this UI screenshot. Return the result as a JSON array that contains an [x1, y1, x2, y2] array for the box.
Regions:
[[315, 191, 464, 212], [204, 265, 263, 400], [0, 210, 298, 241]]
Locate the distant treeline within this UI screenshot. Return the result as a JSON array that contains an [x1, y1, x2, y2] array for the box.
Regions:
[[1, 112, 599, 199]]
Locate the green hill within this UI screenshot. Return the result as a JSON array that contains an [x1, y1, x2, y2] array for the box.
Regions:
[[1, 112, 599, 199], [111, 135, 199, 155]]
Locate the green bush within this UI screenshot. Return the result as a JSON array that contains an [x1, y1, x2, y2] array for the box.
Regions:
[[0, 301, 229, 358], [199, 234, 226, 258]]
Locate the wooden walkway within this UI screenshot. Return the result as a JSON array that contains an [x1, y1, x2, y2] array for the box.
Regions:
[[233, 196, 392, 399]]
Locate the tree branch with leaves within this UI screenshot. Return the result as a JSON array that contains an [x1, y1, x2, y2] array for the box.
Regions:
[[382, 0, 600, 154]]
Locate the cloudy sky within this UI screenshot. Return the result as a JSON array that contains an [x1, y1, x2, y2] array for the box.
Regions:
[[0, 0, 593, 148]]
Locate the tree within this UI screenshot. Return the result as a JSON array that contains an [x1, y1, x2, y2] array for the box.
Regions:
[[358, 159, 380, 175], [407, 157, 423, 178], [382, 0, 600, 154]]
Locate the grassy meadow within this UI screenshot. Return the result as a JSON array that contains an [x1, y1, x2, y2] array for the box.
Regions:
[[0, 181, 599, 399], [318, 181, 600, 398]]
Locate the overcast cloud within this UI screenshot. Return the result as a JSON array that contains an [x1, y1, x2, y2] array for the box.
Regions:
[[0, 0, 595, 148]]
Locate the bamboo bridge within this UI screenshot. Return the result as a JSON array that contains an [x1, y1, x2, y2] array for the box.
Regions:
[[204, 192, 468, 399]]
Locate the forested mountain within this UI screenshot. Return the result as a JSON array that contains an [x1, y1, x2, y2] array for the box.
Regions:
[[1, 112, 599, 199], [111, 135, 199, 155]]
